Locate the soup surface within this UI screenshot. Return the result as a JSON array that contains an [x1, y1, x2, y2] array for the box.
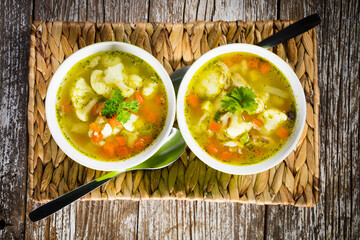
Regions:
[[185, 52, 296, 166], [57, 51, 168, 161]]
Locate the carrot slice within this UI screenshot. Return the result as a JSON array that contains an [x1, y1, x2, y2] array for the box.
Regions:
[[260, 62, 271, 74], [134, 93, 144, 105], [252, 118, 263, 127], [103, 142, 116, 157], [242, 111, 250, 121], [109, 116, 121, 128], [116, 136, 127, 146], [248, 57, 259, 68], [91, 132, 103, 143], [98, 103, 105, 116], [186, 94, 200, 108], [276, 127, 289, 139], [116, 146, 130, 158], [206, 143, 219, 156], [142, 106, 159, 123], [222, 57, 233, 67], [208, 121, 221, 132], [89, 122, 101, 133], [221, 150, 233, 161]]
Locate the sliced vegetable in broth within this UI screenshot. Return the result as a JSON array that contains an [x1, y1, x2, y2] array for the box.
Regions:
[[185, 52, 296, 166], [56, 51, 168, 162]]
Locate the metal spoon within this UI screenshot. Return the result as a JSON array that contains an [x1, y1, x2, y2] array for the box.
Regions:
[[171, 13, 321, 94], [29, 127, 186, 222]]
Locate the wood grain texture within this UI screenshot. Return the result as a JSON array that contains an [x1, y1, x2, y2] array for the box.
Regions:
[[0, 0, 32, 239], [0, 0, 358, 239]]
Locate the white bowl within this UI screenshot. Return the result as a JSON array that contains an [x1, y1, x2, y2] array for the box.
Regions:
[[177, 44, 306, 175], [46, 42, 176, 171]]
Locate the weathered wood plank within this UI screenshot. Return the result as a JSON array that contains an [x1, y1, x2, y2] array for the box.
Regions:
[[105, 0, 149, 22], [266, 1, 325, 239], [27, 1, 141, 240], [266, 0, 360, 239], [15, 0, 360, 240], [0, 0, 32, 239]]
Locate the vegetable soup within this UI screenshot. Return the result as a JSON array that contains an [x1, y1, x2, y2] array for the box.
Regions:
[[185, 52, 296, 166], [56, 51, 168, 161]]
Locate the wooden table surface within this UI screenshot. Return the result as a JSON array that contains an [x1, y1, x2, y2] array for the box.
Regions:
[[0, 0, 359, 239]]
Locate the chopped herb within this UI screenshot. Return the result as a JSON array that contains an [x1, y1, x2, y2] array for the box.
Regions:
[[116, 100, 139, 124], [221, 86, 258, 114], [214, 111, 222, 122], [101, 89, 139, 124], [101, 89, 124, 118]]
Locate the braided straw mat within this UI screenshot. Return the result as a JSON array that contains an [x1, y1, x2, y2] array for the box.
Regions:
[[28, 20, 319, 206]]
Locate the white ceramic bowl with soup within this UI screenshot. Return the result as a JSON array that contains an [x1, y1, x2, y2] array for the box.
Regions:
[[46, 42, 176, 171], [177, 44, 306, 175]]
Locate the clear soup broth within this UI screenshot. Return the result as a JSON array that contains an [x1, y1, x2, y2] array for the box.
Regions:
[[185, 52, 296, 166], [56, 51, 167, 162]]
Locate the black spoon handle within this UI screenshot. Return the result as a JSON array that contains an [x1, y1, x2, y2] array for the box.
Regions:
[[257, 13, 321, 49]]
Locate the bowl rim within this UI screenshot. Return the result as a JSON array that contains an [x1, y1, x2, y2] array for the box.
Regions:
[[177, 43, 306, 175], [46, 42, 176, 171]]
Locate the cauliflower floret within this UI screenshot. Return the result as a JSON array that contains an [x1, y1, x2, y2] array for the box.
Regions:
[[90, 70, 112, 97], [87, 56, 100, 68], [259, 109, 287, 131], [142, 82, 157, 96], [71, 78, 98, 122], [127, 74, 143, 89], [195, 71, 224, 99], [123, 114, 138, 132], [226, 113, 253, 139], [104, 63, 135, 97], [101, 123, 113, 139]]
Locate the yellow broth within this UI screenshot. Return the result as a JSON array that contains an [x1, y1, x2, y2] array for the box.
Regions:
[[185, 52, 296, 166], [56, 51, 168, 161]]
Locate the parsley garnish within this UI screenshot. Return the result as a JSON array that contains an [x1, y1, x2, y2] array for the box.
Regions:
[[221, 86, 258, 114], [101, 89, 124, 118], [101, 89, 139, 124], [116, 100, 139, 123]]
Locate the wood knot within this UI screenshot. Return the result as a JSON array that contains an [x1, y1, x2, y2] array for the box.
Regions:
[[0, 217, 5, 230]]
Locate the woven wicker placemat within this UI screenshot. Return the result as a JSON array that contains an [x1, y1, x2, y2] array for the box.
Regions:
[[27, 20, 319, 206]]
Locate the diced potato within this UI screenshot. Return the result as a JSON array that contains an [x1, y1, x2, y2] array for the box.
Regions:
[[90, 70, 112, 97], [195, 71, 224, 98], [142, 82, 157, 96], [225, 113, 253, 139], [71, 78, 98, 121], [127, 74, 143, 89], [259, 108, 287, 131], [270, 95, 285, 107], [101, 55, 122, 67], [104, 63, 135, 97]]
